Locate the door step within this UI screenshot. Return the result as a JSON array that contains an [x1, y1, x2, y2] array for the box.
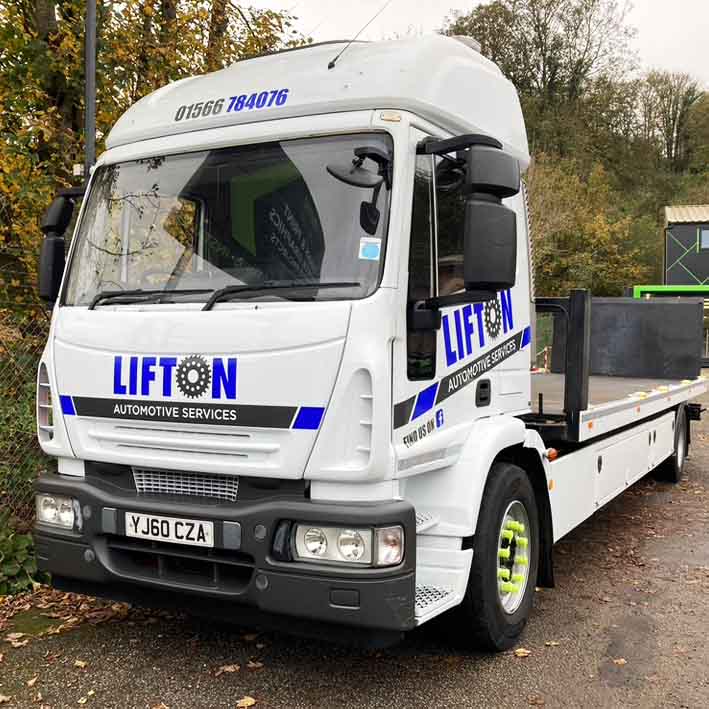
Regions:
[[414, 584, 455, 619], [415, 511, 439, 533]]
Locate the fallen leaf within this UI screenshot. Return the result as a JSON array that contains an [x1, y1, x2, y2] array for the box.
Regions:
[[88, 691, 95, 697], [246, 660, 264, 670], [215, 664, 240, 676], [5, 633, 25, 642], [74, 660, 88, 668], [27, 676, 39, 687], [0, 696, 10, 705], [151, 703, 169, 709], [514, 648, 532, 658], [544, 641, 560, 647], [236, 698, 256, 708], [613, 658, 627, 666], [10, 639, 29, 648], [0, 653, 3, 663], [528, 695, 545, 707], [78, 698, 88, 705]]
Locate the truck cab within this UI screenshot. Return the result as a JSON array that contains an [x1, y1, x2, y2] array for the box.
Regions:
[[34, 35, 703, 650]]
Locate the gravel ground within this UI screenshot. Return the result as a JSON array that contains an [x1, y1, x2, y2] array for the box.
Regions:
[[2, 391, 709, 709]]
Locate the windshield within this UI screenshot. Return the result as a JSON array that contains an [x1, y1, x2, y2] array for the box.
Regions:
[[63, 133, 393, 306]]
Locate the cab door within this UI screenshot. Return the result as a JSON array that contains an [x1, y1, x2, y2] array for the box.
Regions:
[[392, 130, 532, 471]]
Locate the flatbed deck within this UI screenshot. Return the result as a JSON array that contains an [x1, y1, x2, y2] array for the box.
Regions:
[[529, 372, 706, 443]]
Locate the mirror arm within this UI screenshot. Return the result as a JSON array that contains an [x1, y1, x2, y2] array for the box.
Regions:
[[417, 133, 502, 156], [408, 289, 498, 332]]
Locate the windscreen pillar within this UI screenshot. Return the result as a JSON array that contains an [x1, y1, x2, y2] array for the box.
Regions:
[[564, 289, 591, 439]]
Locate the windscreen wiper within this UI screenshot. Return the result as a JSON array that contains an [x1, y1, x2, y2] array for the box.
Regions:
[[202, 280, 361, 311], [88, 288, 213, 310]]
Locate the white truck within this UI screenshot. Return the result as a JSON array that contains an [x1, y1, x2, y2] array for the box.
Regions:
[[34, 35, 705, 650]]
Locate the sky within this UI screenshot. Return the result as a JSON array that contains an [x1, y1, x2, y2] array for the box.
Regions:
[[254, 0, 709, 87]]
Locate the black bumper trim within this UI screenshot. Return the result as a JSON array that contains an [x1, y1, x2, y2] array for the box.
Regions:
[[34, 474, 416, 633]]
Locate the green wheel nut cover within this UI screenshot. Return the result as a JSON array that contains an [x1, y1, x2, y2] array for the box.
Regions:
[[500, 582, 520, 594], [498, 568, 510, 580], [498, 547, 511, 560], [516, 536, 528, 549], [501, 529, 514, 541], [511, 573, 525, 584], [516, 555, 528, 566]]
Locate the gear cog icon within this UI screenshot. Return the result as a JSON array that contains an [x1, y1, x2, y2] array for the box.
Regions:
[[484, 298, 503, 340], [176, 355, 211, 399]]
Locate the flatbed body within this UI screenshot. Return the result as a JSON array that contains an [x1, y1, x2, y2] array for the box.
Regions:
[[532, 372, 705, 442]]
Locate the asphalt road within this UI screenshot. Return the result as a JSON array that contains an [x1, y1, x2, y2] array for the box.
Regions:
[[3, 391, 709, 709]]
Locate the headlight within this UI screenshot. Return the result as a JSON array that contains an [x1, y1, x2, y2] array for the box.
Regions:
[[337, 529, 366, 562], [294, 524, 372, 565], [292, 523, 404, 567], [36, 494, 75, 529]]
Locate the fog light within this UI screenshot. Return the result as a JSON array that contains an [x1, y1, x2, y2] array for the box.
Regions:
[[337, 529, 366, 562], [375, 526, 404, 566], [303, 527, 328, 556], [36, 494, 75, 529]]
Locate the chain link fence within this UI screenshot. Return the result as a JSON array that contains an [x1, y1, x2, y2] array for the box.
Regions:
[[0, 254, 52, 531]]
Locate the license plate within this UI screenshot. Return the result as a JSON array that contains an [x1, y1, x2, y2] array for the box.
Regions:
[[125, 512, 214, 548]]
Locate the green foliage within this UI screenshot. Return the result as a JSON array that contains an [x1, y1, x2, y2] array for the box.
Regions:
[[0, 521, 41, 595]]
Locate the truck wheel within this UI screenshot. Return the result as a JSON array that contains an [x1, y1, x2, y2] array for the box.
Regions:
[[455, 462, 539, 651], [657, 408, 688, 484]]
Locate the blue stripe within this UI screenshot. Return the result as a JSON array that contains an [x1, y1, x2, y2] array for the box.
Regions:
[[293, 406, 325, 430], [59, 395, 76, 416], [521, 325, 531, 348], [411, 382, 439, 421]]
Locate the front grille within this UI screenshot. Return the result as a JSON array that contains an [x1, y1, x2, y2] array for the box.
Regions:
[[133, 468, 239, 502]]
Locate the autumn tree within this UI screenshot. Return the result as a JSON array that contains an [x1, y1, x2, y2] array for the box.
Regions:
[[0, 1, 305, 303]]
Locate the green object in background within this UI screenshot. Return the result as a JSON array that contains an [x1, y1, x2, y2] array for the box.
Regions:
[[632, 284, 709, 298]]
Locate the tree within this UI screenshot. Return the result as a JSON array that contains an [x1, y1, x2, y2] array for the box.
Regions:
[[643, 71, 702, 172], [0, 1, 306, 303]]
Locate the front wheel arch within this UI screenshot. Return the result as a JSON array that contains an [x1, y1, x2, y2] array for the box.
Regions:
[[494, 445, 555, 588]]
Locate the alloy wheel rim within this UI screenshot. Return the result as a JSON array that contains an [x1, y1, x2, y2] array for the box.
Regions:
[[497, 500, 531, 614]]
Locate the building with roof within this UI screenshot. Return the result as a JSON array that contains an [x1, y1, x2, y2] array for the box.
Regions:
[[664, 205, 709, 285]]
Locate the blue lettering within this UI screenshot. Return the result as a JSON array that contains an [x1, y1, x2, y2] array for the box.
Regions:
[[113, 356, 127, 395], [473, 303, 485, 347], [212, 358, 237, 400], [128, 356, 138, 396], [159, 357, 177, 396], [442, 314, 457, 366], [453, 309, 465, 362], [500, 289, 514, 332], [462, 304, 475, 357], [141, 357, 156, 396]]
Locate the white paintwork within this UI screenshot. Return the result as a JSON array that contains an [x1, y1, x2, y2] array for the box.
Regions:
[[36, 35, 707, 630], [106, 35, 529, 167]]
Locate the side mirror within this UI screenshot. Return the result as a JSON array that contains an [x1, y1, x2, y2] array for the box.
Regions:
[[463, 146, 520, 292], [38, 196, 73, 303]]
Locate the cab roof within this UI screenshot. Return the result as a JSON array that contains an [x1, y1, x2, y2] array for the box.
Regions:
[[106, 34, 529, 166]]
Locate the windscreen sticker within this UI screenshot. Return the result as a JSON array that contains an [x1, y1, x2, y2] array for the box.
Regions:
[[174, 88, 290, 122], [359, 237, 381, 261]]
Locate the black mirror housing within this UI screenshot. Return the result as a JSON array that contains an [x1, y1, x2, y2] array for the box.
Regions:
[[463, 199, 517, 291], [41, 196, 74, 236], [38, 234, 66, 302], [465, 145, 520, 199], [462, 144, 520, 292]]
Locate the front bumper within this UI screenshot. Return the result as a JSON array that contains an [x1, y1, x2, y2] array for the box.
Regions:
[[34, 473, 416, 633]]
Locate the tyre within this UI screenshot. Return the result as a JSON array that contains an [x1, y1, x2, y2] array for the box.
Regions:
[[454, 462, 539, 651], [657, 407, 688, 484]]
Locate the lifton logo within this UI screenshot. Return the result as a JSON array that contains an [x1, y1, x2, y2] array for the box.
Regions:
[[442, 289, 514, 367], [113, 354, 237, 400]]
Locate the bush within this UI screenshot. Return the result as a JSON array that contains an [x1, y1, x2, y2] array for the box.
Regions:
[[0, 520, 41, 595]]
